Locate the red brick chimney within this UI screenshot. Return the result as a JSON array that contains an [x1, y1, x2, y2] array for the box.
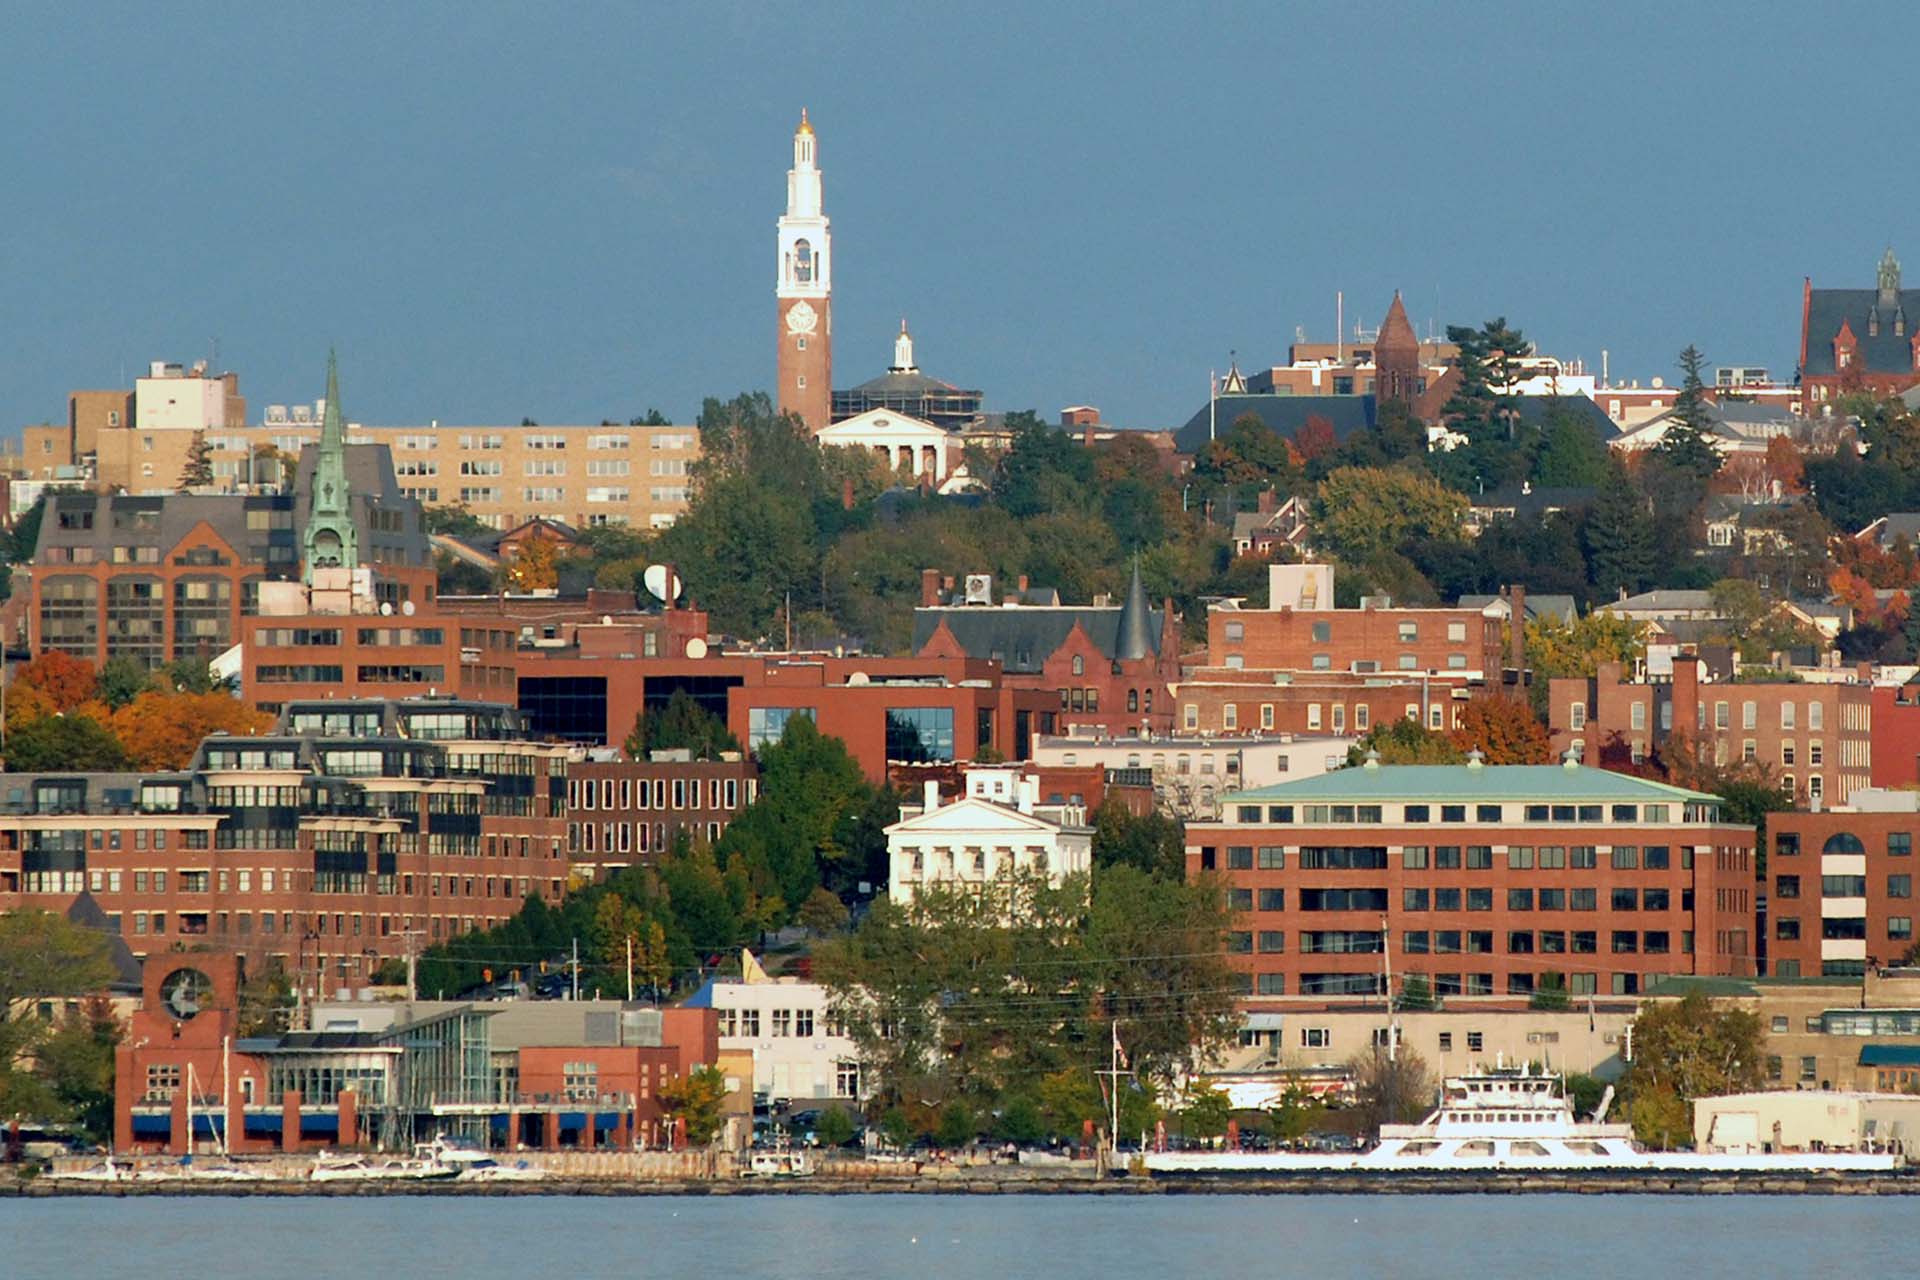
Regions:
[[920, 569, 942, 607], [1257, 489, 1277, 515], [1671, 655, 1701, 744]]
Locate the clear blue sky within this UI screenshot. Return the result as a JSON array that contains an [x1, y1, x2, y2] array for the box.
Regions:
[[2, 2, 1914, 433]]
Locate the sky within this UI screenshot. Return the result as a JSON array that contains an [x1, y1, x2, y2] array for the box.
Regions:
[[2, 1, 1916, 435]]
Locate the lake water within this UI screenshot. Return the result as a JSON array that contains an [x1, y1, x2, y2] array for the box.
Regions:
[[3, 1193, 1915, 1278]]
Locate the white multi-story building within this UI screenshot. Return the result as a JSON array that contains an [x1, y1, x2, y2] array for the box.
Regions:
[[885, 768, 1093, 907], [691, 961, 863, 1106], [1030, 731, 1355, 821]]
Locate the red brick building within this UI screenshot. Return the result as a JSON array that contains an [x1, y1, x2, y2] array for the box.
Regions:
[[1548, 658, 1873, 806], [567, 755, 758, 873], [1799, 250, 1920, 412], [1767, 796, 1920, 979], [1870, 682, 1920, 789], [912, 563, 1183, 736], [1188, 760, 1758, 1008]]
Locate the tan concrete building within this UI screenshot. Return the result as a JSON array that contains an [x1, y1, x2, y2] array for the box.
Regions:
[[1694, 1090, 1920, 1156], [1646, 972, 1920, 1092]]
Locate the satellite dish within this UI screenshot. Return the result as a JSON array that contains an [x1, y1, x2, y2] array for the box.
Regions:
[[685, 637, 708, 659], [379, 602, 394, 616], [642, 563, 683, 603], [848, 671, 870, 686], [401, 600, 416, 616]]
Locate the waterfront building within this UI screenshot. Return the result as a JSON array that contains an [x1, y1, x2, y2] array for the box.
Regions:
[[1647, 970, 1920, 1092], [1190, 757, 1759, 1005], [1765, 791, 1920, 979], [685, 956, 864, 1107], [0, 698, 575, 989]]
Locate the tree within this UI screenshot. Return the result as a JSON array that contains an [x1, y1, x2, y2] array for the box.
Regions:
[[995, 1095, 1045, 1144], [3, 714, 129, 772], [503, 537, 559, 592], [624, 689, 740, 761], [1584, 472, 1657, 598], [1311, 466, 1467, 566], [97, 656, 153, 709], [796, 885, 850, 936], [1267, 1081, 1327, 1147], [1347, 718, 1464, 766], [1396, 974, 1436, 1012], [423, 504, 492, 538], [630, 409, 672, 427], [110, 690, 275, 771], [177, 430, 215, 490], [1619, 990, 1764, 1149], [237, 959, 296, 1036], [1533, 409, 1612, 488], [1449, 696, 1551, 764], [935, 1101, 977, 1148], [1178, 1085, 1231, 1143], [0, 912, 116, 1125], [658, 1063, 729, 1146], [814, 1105, 858, 1148], [1090, 797, 1185, 877], [30, 997, 121, 1143], [1654, 346, 1721, 480], [1347, 1046, 1434, 1137], [15, 651, 100, 711]]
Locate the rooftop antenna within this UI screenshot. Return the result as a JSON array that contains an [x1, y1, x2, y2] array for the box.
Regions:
[[1336, 291, 1344, 362]]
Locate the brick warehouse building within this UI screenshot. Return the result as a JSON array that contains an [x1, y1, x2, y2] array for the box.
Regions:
[[566, 754, 759, 876], [0, 699, 574, 993], [1767, 791, 1920, 979], [1188, 759, 1757, 1006]]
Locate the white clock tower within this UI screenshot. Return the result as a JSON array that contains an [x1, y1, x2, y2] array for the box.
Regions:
[[776, 109, 832, 432]]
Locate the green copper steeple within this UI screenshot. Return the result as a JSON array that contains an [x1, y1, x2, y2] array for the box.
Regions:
[[303, 349, 359, 583]]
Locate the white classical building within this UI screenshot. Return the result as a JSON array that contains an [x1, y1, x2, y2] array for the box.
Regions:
[[688, 953, 864, 1105], [885, 768, 1093, 906], [816, 406, 954, 481]]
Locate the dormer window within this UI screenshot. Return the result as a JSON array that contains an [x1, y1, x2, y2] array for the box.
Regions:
[[1869, 311, 1881, 337]]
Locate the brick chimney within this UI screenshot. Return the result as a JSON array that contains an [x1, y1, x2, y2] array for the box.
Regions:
[[1257, 489, 1277, 515], [920, 568, 942, 607], [1671, 655, 1701, 744], [1508, 583, 1527, 695]]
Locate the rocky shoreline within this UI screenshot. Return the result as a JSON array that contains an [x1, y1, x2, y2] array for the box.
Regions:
[[8, 1168, 1919, 1197]]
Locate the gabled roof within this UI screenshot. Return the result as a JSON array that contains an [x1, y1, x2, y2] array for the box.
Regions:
[[1803, 287, 1920, 377], [1456, 593, 1578, 625], [1176, 395, 1377, 454], [885, 795, 1071, 837], [1223, 762, 1718, 806], [913, 604, 1166, 672]]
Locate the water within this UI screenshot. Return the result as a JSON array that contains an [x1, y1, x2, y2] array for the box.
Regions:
[[3, 1193, 1916, 1278]]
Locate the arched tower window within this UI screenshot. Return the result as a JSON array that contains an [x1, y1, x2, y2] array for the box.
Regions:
[[793, 239, 813, 284], [1822, 832, 1865, 855]]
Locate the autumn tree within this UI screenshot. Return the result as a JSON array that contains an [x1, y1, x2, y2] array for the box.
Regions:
[[503, 536, 560, 592], [1619, 990, 1764, 1149], [110, 691, 275, 771], [1347, 1045, 1435, 1137], [1311, 466, 1467, 566], [658, 1063, 730, 1145], [1449, 696, 1551, 763], [15, 651, 100, 711], [1347, 717, 1465, 766]]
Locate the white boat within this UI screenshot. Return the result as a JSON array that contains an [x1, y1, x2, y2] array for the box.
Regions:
[[415, 1136, 546, 1182], [1147, 1064, 1903, 1174], [310, 1151, 460, 1182], [746, 1146, 815, 1177]]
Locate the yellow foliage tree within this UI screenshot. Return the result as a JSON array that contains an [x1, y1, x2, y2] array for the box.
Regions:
[[109, 691, 275, 771], [504, 537, 559, 592]]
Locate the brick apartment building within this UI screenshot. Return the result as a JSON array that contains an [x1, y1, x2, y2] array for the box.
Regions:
[[566, 754, 759, 874], [1206, 566, 1504, 677], [30, 446, 433, 669], [1188, 759, 1758, 1007], [1767, 792, 1920, 979], [1549, 657, 1873, 806], [0, 699, 575, 991]]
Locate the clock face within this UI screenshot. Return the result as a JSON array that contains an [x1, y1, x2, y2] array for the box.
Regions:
[[785, 300, 818, 336], [160, 967, 214, 1021]]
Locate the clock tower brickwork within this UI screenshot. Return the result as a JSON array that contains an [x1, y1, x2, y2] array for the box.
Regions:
[[776, 111, 832, 432]]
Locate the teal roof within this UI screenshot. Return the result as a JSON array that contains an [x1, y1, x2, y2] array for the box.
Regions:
[[1225, 763, 1718, 807]]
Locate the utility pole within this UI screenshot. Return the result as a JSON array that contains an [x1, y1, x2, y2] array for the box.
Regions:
[[571, 937, 580, 1001], [400, 928, 425, 1007], [1381, 913, 1397, 1062], [626, 934, 634, 1003]]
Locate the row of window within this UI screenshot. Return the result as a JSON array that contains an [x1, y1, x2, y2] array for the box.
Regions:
[[1205, 843, 1691, 871], [1773, 916, 1912, 941], [715, 1008, 825, 1038], [1231, 801, 1689, 826], [1239, 971, 1641, 997], [569, 776, 746, 812]]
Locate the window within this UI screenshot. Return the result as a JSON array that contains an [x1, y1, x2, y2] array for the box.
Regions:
[[562, 1061, 599, 1101], [1258, 888, 1284, 911], [1893, 917, 1914, 941], [1258, 931, 1285, 953], [1301, 1028, 1330, 1049], [1891, 875, 1912, 900]]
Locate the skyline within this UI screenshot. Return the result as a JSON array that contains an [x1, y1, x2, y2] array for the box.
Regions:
[[3, 3, 1917, 433]]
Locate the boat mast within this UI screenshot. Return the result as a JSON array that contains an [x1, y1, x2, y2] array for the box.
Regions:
[[1380, 913, 1397, 1062]]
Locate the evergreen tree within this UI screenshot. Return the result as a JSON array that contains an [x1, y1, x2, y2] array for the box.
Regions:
[[1584, 472, 1656, 598], [177, 430, 215, 490], [1653, 345, 1721, 479]]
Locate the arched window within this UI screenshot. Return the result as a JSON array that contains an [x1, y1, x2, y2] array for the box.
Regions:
[[1071, 655, 1084, 677], [1127, 689, 1139, 713], [1144, 688, 1154, 713], [793, 239, 813, 284], [1823, 832, 1865, 855]]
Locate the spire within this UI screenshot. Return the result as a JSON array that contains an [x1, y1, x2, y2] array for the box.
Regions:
[[320, 347, 344, 453], [304, 348, 359, 584], [892, 318, 917, 373], [1114, 557, 1153, 662], [1219, 353, 1246, 395], [1879, 246, 1902, 308], [1378, 291, 1418, 348]]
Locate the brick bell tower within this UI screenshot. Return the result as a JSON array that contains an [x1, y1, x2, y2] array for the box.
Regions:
[[776, 109, 832, 432]]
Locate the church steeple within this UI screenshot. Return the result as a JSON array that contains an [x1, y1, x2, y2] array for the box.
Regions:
[[303, 349, 358, 584], [891, 318, 917, 373], [1114, 557, 1153, 663], [1375, 291, 1422, 405], [777, 109, 832, 432]]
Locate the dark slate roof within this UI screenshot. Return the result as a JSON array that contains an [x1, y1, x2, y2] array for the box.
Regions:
[[1803, 288, 1920, 376], [66, 892, 142, 991], [913, 605, 1165, 672], [1175, 394, 1377, 454], [1468, 485, 1598, 518], [846, 368, 966, 396], [1870, 513, 1920, 546], [1509, 394, 1622, 439]]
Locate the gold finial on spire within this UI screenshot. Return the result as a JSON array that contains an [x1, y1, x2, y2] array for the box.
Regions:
[[797, 107, 814, 135]]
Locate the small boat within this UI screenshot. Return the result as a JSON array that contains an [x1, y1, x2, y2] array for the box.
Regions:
[[1147, 1063, 1903, 1175], [746, 1145, 815, 1178], [132, 1156, 268, 1183], [415, 1137, 546, 1182], [310, 1151, 459, 1182]]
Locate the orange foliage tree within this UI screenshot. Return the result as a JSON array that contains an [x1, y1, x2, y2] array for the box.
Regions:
[[15, 651, 100, 711], [109, 691, 275, 771], [504, 537, 559, 592], [1449, 695, 1552, 764]]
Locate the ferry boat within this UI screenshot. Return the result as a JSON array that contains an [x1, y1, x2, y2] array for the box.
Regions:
[[1146, 1064, 1902, 1174]]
